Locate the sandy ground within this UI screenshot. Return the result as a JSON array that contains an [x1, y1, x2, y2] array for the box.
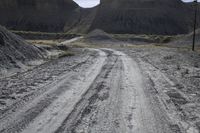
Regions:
[[0, 40, 200, 133]]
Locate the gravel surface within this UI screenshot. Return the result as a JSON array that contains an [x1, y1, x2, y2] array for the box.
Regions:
[[1, 45, 200, 133], [122, 47, 200, 133]]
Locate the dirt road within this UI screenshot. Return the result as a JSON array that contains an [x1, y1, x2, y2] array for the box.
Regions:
[[0, 48, 182, 133]]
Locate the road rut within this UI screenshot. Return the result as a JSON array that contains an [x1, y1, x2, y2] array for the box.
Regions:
[[0, 48, 177, 133]]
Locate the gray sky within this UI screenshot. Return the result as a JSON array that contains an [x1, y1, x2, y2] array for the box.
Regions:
[[182, 0, 200, 2], [73, 0, 100, 8], [73, 0, 199, 8]]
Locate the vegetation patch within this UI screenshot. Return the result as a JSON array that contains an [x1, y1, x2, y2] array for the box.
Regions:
[[12, 30, 81, 40], [58, 51, 75, 58], [112, 34, 175, 44]]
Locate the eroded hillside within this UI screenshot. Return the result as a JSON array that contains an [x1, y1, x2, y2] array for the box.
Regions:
[[0, 0, 78, 32], [90, 0, 198, 35]]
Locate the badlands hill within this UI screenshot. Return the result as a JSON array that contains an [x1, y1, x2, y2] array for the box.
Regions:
[[0, 0, 78, 32], [0, 0, 199, 35], [90, 0, 198, 35]]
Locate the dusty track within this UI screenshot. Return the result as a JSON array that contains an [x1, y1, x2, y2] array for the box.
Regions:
[[0, 48, 179, 133]]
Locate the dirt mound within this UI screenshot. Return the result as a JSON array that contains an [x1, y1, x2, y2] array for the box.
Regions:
[[83, 29, 118, 45], [0, 25, 44, 75], [85, 29, 114, 41]]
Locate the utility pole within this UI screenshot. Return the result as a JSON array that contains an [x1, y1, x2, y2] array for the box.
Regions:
[[192, 0, 198, 51]]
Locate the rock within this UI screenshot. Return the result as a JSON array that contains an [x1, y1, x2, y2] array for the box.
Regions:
[[85, 29, 113, 41], [83, 29, 118, 45]]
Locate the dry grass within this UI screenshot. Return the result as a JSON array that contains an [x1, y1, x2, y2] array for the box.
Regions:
[[12, 30, 82, 36], [69, 41, 100, 48], [126, 44, 160, 49], [112, 34, 175, 43], [58, 51, 75, 58], [27, 40, 63, 46]]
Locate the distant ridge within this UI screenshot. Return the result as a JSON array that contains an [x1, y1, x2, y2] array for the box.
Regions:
[[0, 0, 78, 32], [89, 0, 199, 35], [0, 0, 199, 35]]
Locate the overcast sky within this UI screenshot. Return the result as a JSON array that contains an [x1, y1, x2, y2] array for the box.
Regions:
[[73, 0, 100, 8], [73, 0, 199, 8], [182, 0, 200, 2]]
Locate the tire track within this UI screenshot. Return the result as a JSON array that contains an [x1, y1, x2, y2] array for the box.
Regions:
[[0, 49, 106, 133], [0, 48, 181, 133], [0, 52, 94, 118], [55, 50, 121, 133], [18, 49, 106, 133], [55, 49, 179, 133]]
